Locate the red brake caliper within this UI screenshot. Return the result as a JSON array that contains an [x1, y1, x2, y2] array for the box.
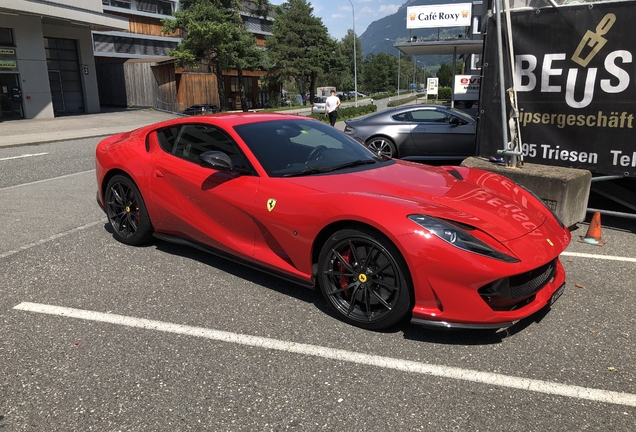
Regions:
[[338, 248, 351, 297]]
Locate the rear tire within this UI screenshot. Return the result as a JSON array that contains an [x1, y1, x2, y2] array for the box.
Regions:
[[318, 228, 411, 330], [104, 175, 153, 246], [366, 137, 397, 159]]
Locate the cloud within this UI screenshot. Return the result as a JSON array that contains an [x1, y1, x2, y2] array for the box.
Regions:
[[378, 4, 401, 15]]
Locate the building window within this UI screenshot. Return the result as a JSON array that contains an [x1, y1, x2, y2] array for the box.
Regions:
[[0, 27, 14, 46], [139, 39, 177, 56], [470, 54, 482, 71], [243, 17, 273, 34], [104, 0, 132, 9], [115, 37, 135, 54], [137, 0, 173, 16], [94, 34, 115, 53]]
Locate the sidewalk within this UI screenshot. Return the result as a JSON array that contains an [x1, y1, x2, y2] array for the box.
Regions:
[[0, 107, 350, 148], [0, 108, 182, 148]]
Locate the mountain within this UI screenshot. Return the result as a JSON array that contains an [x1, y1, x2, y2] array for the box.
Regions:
[[359, 0, 472, 67]]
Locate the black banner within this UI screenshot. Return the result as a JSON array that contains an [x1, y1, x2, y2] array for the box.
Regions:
[[478, 2, 636, 175]]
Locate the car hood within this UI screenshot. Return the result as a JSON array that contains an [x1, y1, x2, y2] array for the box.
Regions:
[[285, 161, 547, 242]]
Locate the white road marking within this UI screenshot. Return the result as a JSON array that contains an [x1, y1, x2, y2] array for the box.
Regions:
[[562, 252, 636, 263], [13, 301, 636, 408], [0, 169, 95, 191], [0, 152, 49, 161], [0, 221, 103, 259]]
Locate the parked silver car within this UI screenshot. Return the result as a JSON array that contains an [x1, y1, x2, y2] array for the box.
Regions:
[[311, 96, 327, 113], [343, 104, 476, 160]]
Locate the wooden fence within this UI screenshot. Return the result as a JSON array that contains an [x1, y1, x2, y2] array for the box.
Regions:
[[177, 73, 220, 110]]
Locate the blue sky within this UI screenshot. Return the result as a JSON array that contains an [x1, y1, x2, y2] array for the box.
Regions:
[[269, 0, 402, 41]]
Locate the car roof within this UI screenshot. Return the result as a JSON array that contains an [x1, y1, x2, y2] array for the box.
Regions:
[[147, 112, 320, 131], [347, 104, 475, 123]]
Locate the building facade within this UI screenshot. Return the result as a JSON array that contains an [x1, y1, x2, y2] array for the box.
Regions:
[[94, 0, 276, 112], [0, 0, 127, 120], [93, 0, 182, 109]]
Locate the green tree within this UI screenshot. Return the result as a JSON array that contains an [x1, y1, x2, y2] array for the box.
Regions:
[[362, 52, 393, 92], [437, 63, 453, 87], [224, 29, 263, 111], [266, 0, 335, 102], [339, 29, 362, 91], [163, 0, 268, 111]]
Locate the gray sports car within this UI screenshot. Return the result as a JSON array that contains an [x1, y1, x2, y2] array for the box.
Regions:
[[343, 104, 476, 160]]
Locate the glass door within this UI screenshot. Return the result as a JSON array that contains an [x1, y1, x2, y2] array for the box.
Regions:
[[0, 73, 23, 120]]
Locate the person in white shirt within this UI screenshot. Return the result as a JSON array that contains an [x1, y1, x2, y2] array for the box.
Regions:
[[324, 90, 341, 127]]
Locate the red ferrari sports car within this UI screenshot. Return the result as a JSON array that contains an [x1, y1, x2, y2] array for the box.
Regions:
[[96, 113, 570, 330]]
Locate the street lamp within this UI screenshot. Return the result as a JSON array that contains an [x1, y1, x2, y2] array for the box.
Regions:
[[413, 59, 423, 94], [348, 0, 357, 107], [385, 38, 400, 97], [413, 57, 417, 94]]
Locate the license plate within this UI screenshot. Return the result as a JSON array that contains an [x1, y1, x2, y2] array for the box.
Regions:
[[549, 283, 566, 306]]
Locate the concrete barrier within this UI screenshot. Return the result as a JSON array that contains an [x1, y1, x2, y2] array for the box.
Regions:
[[461, 157, 591, 228]]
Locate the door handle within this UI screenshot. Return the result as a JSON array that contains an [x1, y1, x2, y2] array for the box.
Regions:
[[154, 168, 164, 178]]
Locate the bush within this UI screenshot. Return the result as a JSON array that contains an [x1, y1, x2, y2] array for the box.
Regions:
[[386, 94, 425, 107], [308, 103, 377, 123], [422, 87, 452, 101]]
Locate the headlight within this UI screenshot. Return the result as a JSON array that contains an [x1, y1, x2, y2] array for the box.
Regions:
[[343, 125, 355, 134], [408, 215, 520, 263]]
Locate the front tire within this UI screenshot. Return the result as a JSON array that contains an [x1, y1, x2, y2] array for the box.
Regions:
[[104, 175, 153, 246], [318, 228, 411, 330]]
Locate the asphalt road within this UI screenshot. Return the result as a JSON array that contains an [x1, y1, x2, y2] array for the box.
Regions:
[[1, 138, 635, 431]]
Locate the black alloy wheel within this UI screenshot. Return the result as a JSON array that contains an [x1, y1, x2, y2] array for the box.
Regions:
[[366, 137, 397, 159], [104, 175, 153, 246], [318, 228, 411, 330]]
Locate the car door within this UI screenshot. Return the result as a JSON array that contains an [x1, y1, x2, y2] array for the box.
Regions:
[[410, 109, 475, 156], [147, 123, 260, 261]]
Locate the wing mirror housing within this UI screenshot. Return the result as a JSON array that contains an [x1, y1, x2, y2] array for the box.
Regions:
[[199, 151, 251, 174], [200, 151, 233, 169]]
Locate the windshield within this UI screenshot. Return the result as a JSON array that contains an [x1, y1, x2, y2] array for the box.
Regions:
[[234, 119, 383, 177]]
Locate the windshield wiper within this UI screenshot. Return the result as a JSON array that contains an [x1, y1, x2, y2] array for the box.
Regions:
[[319, 159, 377, 172], [283, 168, 324, 177], [283, 159, 376, 177]]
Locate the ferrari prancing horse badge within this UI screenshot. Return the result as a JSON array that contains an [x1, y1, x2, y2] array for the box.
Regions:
[[267, 198, 277, 212]]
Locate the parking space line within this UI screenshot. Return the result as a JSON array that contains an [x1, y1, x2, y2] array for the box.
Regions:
[[562, 252, 636, 263], [0, 152, 49, 161], [13, 301, 636, 408], [0, 221, 103, 259], [0, 169, 94, 191]]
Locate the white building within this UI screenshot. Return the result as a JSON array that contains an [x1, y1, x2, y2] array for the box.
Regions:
[[0, 0, 127, 120]]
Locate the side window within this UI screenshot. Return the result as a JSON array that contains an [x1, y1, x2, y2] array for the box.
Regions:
[[156, 126, 180, 153], [410, 110, 448, 123], [392, 112, 410, 122], [172, 124, 249, 169]]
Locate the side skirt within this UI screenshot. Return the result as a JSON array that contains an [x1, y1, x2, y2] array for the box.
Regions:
[[152, 232, 315, 290]]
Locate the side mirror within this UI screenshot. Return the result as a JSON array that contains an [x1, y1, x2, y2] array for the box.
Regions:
[[200, 151, 251, 174], [200, 151, 233, 169], [449, 116, 460, 125]]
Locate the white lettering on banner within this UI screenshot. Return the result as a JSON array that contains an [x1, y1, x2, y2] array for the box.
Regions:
[[515, 50, 632, 108], [601, 50, 632, 93], [522, 143, 599, 164], [541, 54, 566, 92], [610, 150, 636, 166]]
